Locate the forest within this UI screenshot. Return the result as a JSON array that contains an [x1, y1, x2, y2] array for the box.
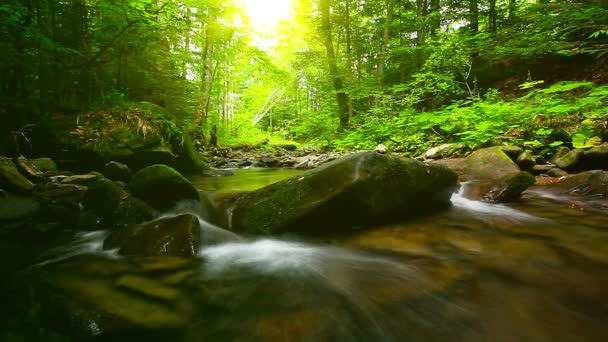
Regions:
[[3, 1, 608, 341], [1, 0, 607, 156]]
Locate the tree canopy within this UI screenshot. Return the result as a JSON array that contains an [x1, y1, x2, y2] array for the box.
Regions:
[[1, 0, 607, 153]]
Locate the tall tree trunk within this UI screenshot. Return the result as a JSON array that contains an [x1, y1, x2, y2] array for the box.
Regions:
[[345, 0, 354, 118], [429, 0, 440, 38], [415, 0, 428, 69], [489, 0, 497, 33], [508, 0, 516, 19], [469, 0, 479, 33], [193, 14, 216, 130], [320, 0, 350, 131], [378, 0, 397, 85]]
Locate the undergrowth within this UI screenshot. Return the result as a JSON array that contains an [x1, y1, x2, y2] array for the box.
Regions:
[[332, 81, 608, 154]]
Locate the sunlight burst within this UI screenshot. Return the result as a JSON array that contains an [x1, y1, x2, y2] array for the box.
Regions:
[[238, 0, 293, 30]]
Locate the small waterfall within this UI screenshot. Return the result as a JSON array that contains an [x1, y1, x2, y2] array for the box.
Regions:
[[36, 230, 117, 266], [450, 182, 549, 223]]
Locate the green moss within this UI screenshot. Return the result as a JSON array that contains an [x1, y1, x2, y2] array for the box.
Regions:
[[129, 164, 199, 211], [230, 152, 458, 235]]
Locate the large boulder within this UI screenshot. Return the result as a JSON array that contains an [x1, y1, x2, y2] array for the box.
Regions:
[[29, 157, 58, 173], [460, 146, 520, 181], [0, 158, 33, 193], [34, 102, 206, 174], [81, 178, 156, 229], [555, 149, 584, 170], [220, 152, 457, 235], [0, 194, 40, 221], [103, 161, 133, 183], [104, 214, 202, 257], [129, 164, 199, 211], [580, 143, 608, 170]]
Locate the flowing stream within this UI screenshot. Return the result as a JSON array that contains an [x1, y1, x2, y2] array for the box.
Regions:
[[2, 168, 608, 341]]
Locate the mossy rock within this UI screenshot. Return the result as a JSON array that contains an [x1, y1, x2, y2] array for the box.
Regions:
[[29, 158, 58, 172], [15, 157, 44, 181], [0, 194, 40, 221], [482, 172, 536, 202], [0, 158, 34, 194], [103, 161, 133, 183], [461, 146, 521, 181], [129, 164, 199, 211], [580, 143, 608, 171], [555, 149, 584, 171], [499, 145, 524, 161], [35, 102, 206, 174], [224, 152, 457, 235], [81, 178, 156, 229]]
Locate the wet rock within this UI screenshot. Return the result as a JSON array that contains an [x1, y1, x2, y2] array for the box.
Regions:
[[104, 214, 202, 257], [499, 145, 524, 160], [482, 172, 536, 202], [552, 146, 571, 162], [81, 178, 156, 228], [374, 144, 388, 154], [103, 161, 132, 183], [259, 157, 281, 167], [30, 158, 58, 172], [555, 149, 584, 170], [271, 144, 298, 151], [538, 170, 608, 196], [531, 164, 554, 174], [516, 152, 536, 170], [0, 158, 34, 194], [126, 146, 175, 172], [223, 152, 457, 235], [15, 157, 44, 181], [0, 194, 40, 221], [580, 143, 608, 170], [129, 164, 199, 211], [294, 160, 310, 169], [60, 173, 101, 185], [42, 170, 73, 178], [460, 146, 521, 181], [547, 168, 568, 177], [39, 183, 88, 199], [421, 144, 452, 160]]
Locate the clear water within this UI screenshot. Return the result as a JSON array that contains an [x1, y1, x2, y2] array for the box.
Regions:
[[190, 168, 302, 192], [2, 170, 608, 341]]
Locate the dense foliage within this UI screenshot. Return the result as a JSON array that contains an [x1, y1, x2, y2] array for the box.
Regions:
[[1, 0, 607, 154]]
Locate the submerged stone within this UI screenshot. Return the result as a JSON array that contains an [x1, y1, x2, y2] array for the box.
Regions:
[[222, 152, 457, 235], [29, 255, 199, 340]]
